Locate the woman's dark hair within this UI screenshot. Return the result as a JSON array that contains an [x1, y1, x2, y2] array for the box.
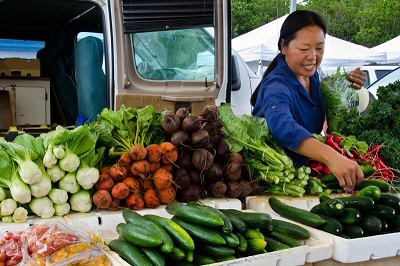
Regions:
[[250, 10, 327, 106]]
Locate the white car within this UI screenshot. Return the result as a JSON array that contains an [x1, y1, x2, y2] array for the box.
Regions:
[[367, 66, 400, 99]]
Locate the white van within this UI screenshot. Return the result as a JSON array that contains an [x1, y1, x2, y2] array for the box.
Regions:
[[0, 0, 258, 130], [361, 64, 400, 88]]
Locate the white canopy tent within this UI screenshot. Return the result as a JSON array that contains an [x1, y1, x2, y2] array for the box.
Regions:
[[232, 15, 388, 76], [372, 35, 400, 63]]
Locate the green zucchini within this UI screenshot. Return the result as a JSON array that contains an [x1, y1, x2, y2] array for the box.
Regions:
[[187, 201, 233, 233], [195, 242, 236, 258], [263, 236, 291, 252], [341, 224, 364, 238], [268, 231, 301, 247], [377, 193, 400, 209], [368, 204, 396, 220], [192, 253, 216, 265], [236, 232, 248, 253], [317, 215, 343, 236], [310, 198, 345, 217], [116, 223, 162, 247], [358, 214, 382, 236], [223, 212, 248, 233], [337, 195, 374, 211], [270, 219, 310, 240], [336, 207, 361, 224], [165, 203, 224, 227], [268, 197, 325, 227], [219, 209, 272, 229], [108, 239, 152, 266], [144, 214, 195, 251], [122, 209, 174, 253], [242, 228, 265, 240], [171, 216, 226, 245], [355, 185, 381, 201], [355, 179, 390, 193], [139, 246, 166, 266], [243, 238, 267, 256]]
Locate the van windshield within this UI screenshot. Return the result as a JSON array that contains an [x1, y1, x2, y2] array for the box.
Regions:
[[132, 27, 215, 81]]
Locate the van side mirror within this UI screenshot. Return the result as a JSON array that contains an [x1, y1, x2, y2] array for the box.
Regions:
[[231, 54, 241, 91]]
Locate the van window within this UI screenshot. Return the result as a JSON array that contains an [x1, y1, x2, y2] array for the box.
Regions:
[[132, 28, 215, 81], [0, 38, 45, 58]]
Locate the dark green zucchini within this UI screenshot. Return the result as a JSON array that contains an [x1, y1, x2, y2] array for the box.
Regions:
[[341, 224, 364, 239], [310, 198, 344, 217], [336, 207, 361, 225], [270, 219, 310, 240], [355, 179, 390, 193], [358, 214, 382, 236], [263, 236, 291, 252], [355, 185, 381, 201], [337, 195, 374, 211], [387, 215, 400, 232], [317, 215, 343, 236], [368, 204, 396, 220], [377, 193, 400, 210]]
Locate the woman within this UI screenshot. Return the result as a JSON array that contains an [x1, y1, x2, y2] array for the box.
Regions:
[[251, 10, 366, 190]]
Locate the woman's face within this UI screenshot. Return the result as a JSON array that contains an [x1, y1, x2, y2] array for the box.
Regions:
[[281, 25, 325, 80]]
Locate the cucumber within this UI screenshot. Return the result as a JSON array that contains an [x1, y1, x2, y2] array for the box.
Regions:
[[310, 198, 344, 217], [219, 232, 240, 247], [268, 197, 325, 227], [185, 249, 193, 263], [341, 224, 364, 238], [336, 207, 361, 224], [219, 209, 272, 229], [192, 253, 216, 265], [270, 219, 310, 240], [171, 216, 226, 245], [215, 255, 237, 262], [268, 231, 301, 247], [242, 228, 265, 240], [355, 179, 390, 193], [368, 204, 396, 220], [187, 201, 233, 234], [223, 212, 248, 233], [355, 185, 381, 201], [139, 246, 165, 266], [165, 246, 186, 262], [122, 210, 174, 253], [166, 203, 224, 227], [263, 236, 291, 252], [377, 193, 400, 209], [337, 195, 374, 211], [236, 232, 248, 252], [108, 239, 152, 266], [317, 215, 343, 236], [358, 214, 382, 235], [243, 238, 267, 256], [144, 214, 195, 251], [195, 242, 235, 258], [319, 191, 331, 203], [116, 223, 162, 247]]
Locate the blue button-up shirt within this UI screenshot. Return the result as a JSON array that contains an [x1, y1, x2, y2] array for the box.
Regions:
[[252, 58, 326, 167]]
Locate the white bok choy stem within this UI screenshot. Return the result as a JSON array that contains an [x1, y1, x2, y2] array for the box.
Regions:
[[52, 145, 65, 159], [13, 206, 28, 223], [58, 172, 80, 194], [46, 164, 65, 183], [76, 147, 105, 190], [43, 146, 57, 168], [54, 203, 71, 216], [0, 150, 32, 204], [0, 198, 17, 216], [29, 162, 52, 198], [70, 189, 92, 213], [29, 196, 55, 218], [48, 188, 69, 204]]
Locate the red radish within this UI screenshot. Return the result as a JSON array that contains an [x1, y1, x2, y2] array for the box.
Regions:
[[333, 136, 342, 144], [322, 166, 331, 175]]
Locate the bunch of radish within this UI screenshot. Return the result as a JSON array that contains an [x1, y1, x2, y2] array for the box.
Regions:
[[309, 132, 396, 182], [92, 142, 179, 211], [162, 104, 258, 203]]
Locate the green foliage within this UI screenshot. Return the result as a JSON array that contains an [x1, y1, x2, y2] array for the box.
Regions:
[[339, 81, 400, 170]]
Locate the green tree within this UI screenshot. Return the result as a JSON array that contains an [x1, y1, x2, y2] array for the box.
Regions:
[[231, 0, 290, 38]]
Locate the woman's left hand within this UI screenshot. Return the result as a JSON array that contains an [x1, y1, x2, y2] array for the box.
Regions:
[[349, 67, 366, 90]]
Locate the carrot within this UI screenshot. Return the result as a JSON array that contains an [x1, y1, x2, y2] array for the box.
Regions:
[[122, 176, 141, 194], [95, 173, 115, 191], [109, 163, 128, 182], [149, 162, 161, 174], [156, 186, 176, 205], [160, 164, 173, 172], [139, 178, 155, 190], [160, 142, 179, 165], [111, 182, 130, 199], [153, 168, 173, 190], [143, 189, 160, 208], [125, 193, 144, 210], [92, 190, 112, 209], [145, 144, 162, 163], [107, 197, 120, 211], [131, 160, 151, 178], [118, 152, 131, 165], [130, 144, 147, 161]]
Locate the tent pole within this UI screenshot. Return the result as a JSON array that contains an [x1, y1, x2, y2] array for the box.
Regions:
[[290, 0, 297, 13]]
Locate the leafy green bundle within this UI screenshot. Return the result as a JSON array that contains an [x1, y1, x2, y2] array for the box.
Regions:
[[339, 80, 400, 171]]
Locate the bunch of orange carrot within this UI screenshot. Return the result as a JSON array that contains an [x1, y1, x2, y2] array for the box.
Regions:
[[92, 142, 179, 211]]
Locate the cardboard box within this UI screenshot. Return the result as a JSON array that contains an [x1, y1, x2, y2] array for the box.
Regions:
[[0, 89, 16, 129], [0, 58, 40, 77]]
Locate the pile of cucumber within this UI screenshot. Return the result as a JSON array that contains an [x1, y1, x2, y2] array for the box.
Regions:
[[108, 201, 311, 265], [269, 185, 400, 239]]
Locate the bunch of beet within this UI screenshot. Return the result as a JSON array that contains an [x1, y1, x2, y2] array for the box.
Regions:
[[92, 142, 179, 211], [162, 104, 259, 203]]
